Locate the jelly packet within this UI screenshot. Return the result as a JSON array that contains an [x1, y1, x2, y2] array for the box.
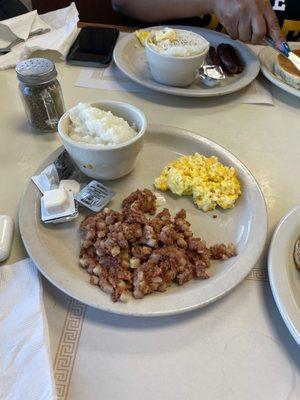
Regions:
[[32, 151, 78, 194], [32, 164, 59, 193], [54, 151, 77, 181], [75, 180, 115, 212]]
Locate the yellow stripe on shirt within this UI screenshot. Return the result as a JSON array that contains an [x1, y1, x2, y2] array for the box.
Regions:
[[281, 19, 300, 39]]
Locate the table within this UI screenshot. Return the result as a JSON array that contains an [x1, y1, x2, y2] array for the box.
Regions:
[[1, 54, 300, 399]]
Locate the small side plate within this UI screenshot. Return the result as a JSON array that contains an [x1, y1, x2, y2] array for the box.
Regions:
[[259, 44, 300, 98]]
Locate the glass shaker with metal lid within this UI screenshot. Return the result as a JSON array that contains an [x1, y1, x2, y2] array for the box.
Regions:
[[16, 58, 65, 132]]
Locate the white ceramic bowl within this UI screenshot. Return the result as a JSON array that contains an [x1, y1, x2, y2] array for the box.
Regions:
[[57, 101, 147, 180], [145, 29, 209, 87]]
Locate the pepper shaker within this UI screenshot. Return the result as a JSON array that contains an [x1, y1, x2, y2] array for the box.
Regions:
[[16, 58, 65, 132]]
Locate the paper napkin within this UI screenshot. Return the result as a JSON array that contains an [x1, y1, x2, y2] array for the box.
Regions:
[[0, 2, 79, 70], [0, 259, 57, 400]]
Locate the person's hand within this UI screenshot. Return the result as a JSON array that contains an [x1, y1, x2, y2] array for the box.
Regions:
[[211, 0, 285, 44]]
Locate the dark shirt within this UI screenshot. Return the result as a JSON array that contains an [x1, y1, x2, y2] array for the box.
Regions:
[[0, 0, 28, 21], [272, 0, 300, 40], [168, 0, 300, 40]]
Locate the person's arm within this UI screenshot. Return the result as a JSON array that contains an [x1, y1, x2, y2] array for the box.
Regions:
[[213, 0, 284, 45], [112, 0, 213, 23], [112, 0, 285, 44]]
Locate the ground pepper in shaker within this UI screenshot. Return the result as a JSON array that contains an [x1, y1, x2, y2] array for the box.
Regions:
[[16, 58, 65, 132]]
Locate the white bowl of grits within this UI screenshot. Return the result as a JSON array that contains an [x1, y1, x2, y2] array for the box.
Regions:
[[145, 28, 209, 87], [57, 101, 147, 180]]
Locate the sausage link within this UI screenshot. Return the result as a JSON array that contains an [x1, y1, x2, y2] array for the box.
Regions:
[[208, 46, 221, 66], [217, 43, 238, 74]]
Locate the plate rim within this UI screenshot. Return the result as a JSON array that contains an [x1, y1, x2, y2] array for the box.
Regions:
[[259, 46, 300, 98], [113, 26, 260, 98], [268, 205, 300, 345], [19, 124, 268, 317]]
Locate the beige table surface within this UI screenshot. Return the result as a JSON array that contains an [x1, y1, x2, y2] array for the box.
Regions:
[[1, 59, 300, 399]]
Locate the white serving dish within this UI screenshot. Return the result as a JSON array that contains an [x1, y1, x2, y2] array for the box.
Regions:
[[19, 124, 267, 317], [259, 44, 300, 98], [113, 26, 260, 97], [145, 29, 209, 87], [57, 101, 147, 180]]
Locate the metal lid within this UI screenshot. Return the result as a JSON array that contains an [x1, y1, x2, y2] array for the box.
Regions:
[[16, 58, 57, 85]]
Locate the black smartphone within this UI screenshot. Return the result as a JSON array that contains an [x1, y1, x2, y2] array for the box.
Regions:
[[66, 27, 119, 68]]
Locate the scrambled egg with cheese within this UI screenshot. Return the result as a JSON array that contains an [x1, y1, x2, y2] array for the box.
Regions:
[[154, 153, 241, 212], [135, 28, 177, 46], [135, 30, 152, 46]]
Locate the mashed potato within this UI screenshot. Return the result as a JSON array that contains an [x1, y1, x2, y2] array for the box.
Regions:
[[155, 153, 241, 212], [68, 103, 137, 145]]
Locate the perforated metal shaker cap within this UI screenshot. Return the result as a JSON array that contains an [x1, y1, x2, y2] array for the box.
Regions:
[[16, 58, 57, 85]]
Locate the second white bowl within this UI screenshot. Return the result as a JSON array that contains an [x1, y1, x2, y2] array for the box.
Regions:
[[145, 29, 209, 87]]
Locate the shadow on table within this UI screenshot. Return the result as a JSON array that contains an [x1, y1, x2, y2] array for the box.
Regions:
[[43, 275, 300, 369], [129, 89, 244, 111], [261, 279, 300, 371], [114, 70, 300, 112], [87, 295, 214, 330], [112, 76, 267, 111], [14, 118, 60, 142], [83, 281, 300, 369], [43, 274, 213, 330], [271, 85, 300, 110]]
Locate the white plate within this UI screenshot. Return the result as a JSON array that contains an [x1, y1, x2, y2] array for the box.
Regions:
[[19, 124, 267, 317], [268, 206, 300, 345], [113, 26, 260, 97], [259, 44, 300, 98]]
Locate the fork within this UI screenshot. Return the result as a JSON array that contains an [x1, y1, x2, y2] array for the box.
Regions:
[[0, 28, 50, 54]]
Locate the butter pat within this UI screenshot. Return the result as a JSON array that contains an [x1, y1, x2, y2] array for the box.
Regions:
[[41, 188, 76, 223], [59, 179, 80, 195], [43, 187, 69, 213]]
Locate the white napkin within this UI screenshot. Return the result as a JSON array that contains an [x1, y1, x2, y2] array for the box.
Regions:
[[0, 2, 79, 70], [0, 10, 50, 48], [0, 259, 57, 400]]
